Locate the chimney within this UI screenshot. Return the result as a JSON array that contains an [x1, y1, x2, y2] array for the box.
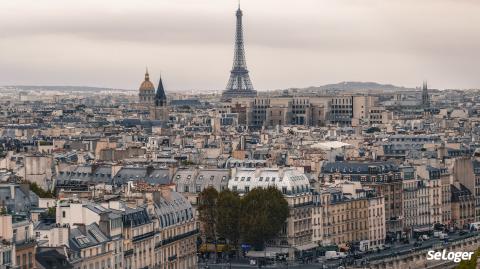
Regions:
[[75, 223, 86, 234], [160, 187, 172, 202]]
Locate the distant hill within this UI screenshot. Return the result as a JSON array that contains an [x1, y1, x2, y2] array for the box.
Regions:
[[2, 85, 134, 92], [280, 81, 416, 95]]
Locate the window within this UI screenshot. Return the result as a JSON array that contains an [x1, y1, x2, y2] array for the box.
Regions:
[[62, 211, 66, 218]]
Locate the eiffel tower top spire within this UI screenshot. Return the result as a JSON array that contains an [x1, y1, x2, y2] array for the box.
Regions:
[[222, 4, 257, 102]]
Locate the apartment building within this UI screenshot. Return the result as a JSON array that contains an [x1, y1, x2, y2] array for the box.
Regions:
[[227, 95, 382, 128], [321, 162, 403, 239], [451, 182, 476, 229], [229, 167, 315, 257], [319, 182, 385, 250]]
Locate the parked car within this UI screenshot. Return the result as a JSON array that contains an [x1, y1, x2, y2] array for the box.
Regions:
[[353, 253, 364, 259]]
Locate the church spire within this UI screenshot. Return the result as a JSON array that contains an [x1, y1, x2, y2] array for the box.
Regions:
[[422, 80, 430, 108], [145, 67, 150, 81], [155, 73, 167, 107]]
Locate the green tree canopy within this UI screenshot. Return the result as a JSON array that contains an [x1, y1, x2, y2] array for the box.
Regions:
[[456, 248, 480, 269], [198, 187, 219, 242], [217, 190, 241, 246], [29, 182, 55, 198], [240, 186, 289, 250]]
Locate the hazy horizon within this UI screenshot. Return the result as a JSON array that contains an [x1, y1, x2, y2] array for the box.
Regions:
[[1, 0, 479, 91]]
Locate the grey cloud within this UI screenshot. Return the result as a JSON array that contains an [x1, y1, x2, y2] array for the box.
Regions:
[[0, 0, 479, 90]]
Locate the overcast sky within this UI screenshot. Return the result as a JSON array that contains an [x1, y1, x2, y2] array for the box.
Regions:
[[0, 0, 479, 91]]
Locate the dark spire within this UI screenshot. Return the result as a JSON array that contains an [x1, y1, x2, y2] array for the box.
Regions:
[[422, 80, 430, 108], [155, 74, 167, 107]]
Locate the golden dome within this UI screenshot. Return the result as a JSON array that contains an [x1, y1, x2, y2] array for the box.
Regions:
[[139, 69, 155, 91]]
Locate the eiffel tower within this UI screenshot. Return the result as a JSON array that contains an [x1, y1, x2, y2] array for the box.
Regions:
[[221, 4, 257, 102]]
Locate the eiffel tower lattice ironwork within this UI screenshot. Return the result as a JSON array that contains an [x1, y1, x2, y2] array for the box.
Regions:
[[222, 4, 257, 101]]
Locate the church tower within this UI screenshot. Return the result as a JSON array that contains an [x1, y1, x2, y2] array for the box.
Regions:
[[422, 81, 430, 108], [150, 75, 169, 121]]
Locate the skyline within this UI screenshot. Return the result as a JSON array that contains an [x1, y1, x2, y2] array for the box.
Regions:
[[1, 0, 480, 91]]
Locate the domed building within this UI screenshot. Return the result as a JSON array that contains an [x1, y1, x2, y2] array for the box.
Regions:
[[138, 69, 155, 105]]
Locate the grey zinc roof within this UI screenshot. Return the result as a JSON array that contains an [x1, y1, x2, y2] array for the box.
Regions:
[[322, 161, 399, 174], [173, 168, 229, 193], [113, 167, 171, 185], [121, 206, 151, 227], [154, 191, 194, 229], [69, 223, 110, 251]]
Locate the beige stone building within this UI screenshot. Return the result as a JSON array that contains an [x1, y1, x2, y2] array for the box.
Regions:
[[321, 162, 403, 239], [451, 182, 476, 229], [319, 183, 385, 250], [227, 95, 387, 128]]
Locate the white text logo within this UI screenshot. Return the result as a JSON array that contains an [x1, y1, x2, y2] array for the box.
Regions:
[[426, 250, 474, 263]]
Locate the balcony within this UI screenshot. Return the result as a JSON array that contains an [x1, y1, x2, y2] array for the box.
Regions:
[[293, 201, 314, 208], [124, 249, 134, 257], [15, 238, 37, 250], [159, 229, 199, 247], [132, 231, 156, 243]]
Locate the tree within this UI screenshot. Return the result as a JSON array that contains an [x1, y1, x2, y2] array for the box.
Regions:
[[217, 190, 241, 250], [198, 187, 219, 242], [29, 182, 55, 198], [366, 127, 381, 133], [240, 186, 289, 250], [456, 247, 480, 269]]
